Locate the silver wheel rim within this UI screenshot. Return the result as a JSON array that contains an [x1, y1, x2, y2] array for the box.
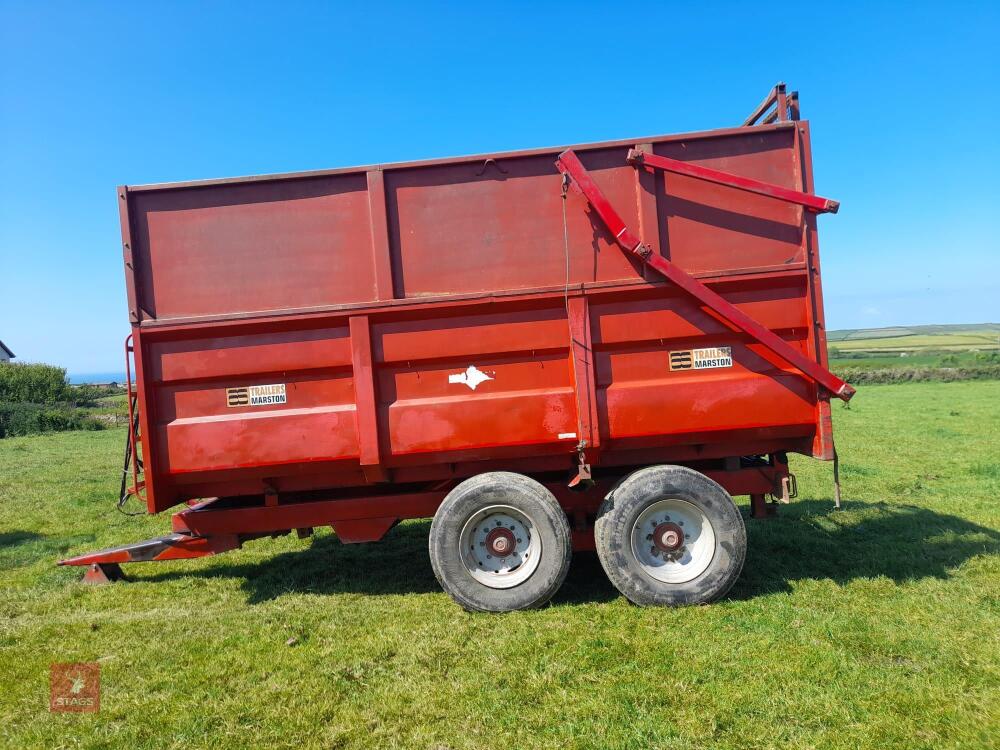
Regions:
[[630, 498, 716, 584], [459, 505, 541, 589]]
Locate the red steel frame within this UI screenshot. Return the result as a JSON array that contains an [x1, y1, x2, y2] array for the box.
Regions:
[[625, 149, 840, 215], [122, 334, 145, 501], [61, 84, 846, 579], [61, 463, 788, 579], [743, 81, 797, 126], [118, 275, 827, 510], [553, 149, 854, 402]]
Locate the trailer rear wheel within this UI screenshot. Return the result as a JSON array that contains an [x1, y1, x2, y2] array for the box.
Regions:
[[595, 465, 746, 606], [429, 472, 571, 612]]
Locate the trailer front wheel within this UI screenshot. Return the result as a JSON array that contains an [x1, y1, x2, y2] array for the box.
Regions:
[[595, 465, 746, 606], [429, 472, 571, 612]]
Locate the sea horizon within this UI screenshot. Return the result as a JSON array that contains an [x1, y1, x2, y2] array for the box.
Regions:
[[68, 371, 130, 385]]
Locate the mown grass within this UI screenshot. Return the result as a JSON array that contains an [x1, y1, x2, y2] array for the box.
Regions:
[[826, 324, 1000, 343], [830, 332, 998, 351], [830, 351, 994, 369], [1, 381, 998, 749]]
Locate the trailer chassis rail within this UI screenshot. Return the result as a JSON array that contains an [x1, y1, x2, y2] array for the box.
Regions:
[[59, 463, 790, 581]]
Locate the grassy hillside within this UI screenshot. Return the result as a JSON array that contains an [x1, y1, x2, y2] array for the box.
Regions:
[[826, 323, 1000, 343], [1, 381, 998, 749], [827, 324, 1000, 376]]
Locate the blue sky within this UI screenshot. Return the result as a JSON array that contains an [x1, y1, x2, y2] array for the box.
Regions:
[[1, 1, 998, 376]]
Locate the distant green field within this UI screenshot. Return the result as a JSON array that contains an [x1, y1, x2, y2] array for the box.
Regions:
[[827, 324, 999, 373], [833, 333, 998, 353], [832, 353, 973, 368], [826, 323, 1000, 343]]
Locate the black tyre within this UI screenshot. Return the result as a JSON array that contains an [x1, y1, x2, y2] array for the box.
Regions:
[[429, 472, 572, 612], [594, 465, 746, 606]]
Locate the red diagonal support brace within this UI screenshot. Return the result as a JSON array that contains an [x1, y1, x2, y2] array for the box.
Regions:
[[554, 149, 855, 402], [626, 149, 839, 214]]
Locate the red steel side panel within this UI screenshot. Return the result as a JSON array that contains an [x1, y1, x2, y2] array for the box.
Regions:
[[649, 130, 805, 275], [590, 279, 816, 443], [384, 151, 644, 297], [122, 121, 837, 513], [148, 326, 358, 480], [129, 176, 376, 320]]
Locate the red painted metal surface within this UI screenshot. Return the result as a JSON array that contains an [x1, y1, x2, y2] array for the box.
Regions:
[[554, 149, 854, 402], [743, 82, 795, 126], [61, 466, 784, 567], [78, 86, 848, 551], [122, 335, 144, 501], [60, 532, 240, 566], [82, 563, 127, 584], [625, 149, 839, 214]]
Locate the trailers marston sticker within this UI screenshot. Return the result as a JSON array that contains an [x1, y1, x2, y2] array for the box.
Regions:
[[669, 347, 733, 371], [226, 384, 287, 407]]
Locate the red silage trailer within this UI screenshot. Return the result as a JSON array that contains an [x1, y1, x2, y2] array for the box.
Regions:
[[62, 84, 854, 610]]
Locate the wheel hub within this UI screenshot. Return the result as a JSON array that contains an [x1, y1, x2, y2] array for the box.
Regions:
[[485, 527, 516, 558], [460, 506, 541, 590], [652, 522, 684, 553], [630, 497, 717, 584]]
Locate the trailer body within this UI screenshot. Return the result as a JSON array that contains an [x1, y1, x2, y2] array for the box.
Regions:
[[65, 86, 848, 599]]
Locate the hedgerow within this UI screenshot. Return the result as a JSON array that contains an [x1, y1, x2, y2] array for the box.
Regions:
[[0, 362, 107, 437]]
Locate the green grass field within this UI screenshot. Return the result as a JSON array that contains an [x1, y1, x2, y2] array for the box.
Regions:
[[832, 333, 997, 353], [827, 324, 999, 363], [831, 352, 985, 368], [826, 324, 999, 377], [2, 381, 998, 749], [826, 323, 1000, 344]]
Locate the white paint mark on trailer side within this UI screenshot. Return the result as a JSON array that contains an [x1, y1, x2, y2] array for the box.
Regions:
[[448, 365, 494, 391]]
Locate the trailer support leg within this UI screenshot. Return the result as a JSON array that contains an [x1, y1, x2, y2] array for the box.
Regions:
[[82, 563, 126, 585], [833, 449, 843, 511], [59, 532, 241, 582], [749, 494, 777, 519]]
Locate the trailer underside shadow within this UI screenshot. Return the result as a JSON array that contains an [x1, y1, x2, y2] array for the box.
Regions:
[[130, 500, 1000, 606]]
